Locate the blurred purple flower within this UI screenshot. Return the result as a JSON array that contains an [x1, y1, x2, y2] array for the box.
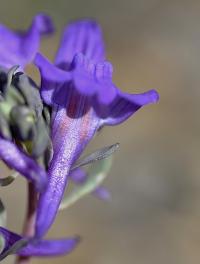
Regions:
[[0, 13, 54, 69], [34, 19, 159, 237], [70, 168, 111, 200]]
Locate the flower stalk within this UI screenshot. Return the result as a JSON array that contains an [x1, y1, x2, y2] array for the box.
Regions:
[[15, 183, 37, 264]]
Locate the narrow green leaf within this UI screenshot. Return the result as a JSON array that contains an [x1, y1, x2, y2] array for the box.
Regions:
[[59, 157, 113, 210], [72, 143, 119, 170], [31, 117, 50, 158], [0, 238, 28, 261], [43, 106, 51, 126], [6, 85, 25, 106], [0, 198, 6, 256], [0, 171, 18, 187], [0, 236, 5, 255], [12, 73, 43, 118], [0, 110, 12, 140], [10, 106, 36, 141], [0, 199, 6, 227], [7, 66, 19, 88]]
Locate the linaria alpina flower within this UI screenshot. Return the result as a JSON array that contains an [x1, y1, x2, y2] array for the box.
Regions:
[[34, 20, 159, 238]]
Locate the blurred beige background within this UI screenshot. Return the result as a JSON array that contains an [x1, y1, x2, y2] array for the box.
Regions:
[[1, 0, 200, 263]]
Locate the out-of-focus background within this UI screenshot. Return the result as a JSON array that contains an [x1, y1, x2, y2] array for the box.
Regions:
[[1, 0, 200, 263]]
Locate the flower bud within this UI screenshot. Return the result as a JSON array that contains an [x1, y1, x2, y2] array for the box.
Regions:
[[10, 106, 36, 141]]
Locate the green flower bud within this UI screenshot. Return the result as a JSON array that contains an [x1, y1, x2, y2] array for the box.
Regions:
[[10, 106, 36, 141]]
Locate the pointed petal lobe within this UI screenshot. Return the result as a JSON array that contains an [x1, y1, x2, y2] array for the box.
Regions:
[[98, 89, 159, 126]]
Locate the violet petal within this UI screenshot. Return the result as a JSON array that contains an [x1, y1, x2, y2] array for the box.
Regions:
[[98, 89, 159, 126], [34, 53, 71, 105], [18, 237, 80, 257], [0, 227, 79, 258], [0, 13, 54, 69], [55, 19, 105, 69], [0, 138, 47, 192]]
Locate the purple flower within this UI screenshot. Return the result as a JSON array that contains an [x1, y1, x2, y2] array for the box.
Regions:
[[0, 14, 54, 192], [34, 19, 159, 238], [0, 13, 54, 69], [0, 227, 79, 260]]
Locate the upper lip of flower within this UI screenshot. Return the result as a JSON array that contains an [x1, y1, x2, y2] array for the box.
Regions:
[[35, 51, 159, 112]]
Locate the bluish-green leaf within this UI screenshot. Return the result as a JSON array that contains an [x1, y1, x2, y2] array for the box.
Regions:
[[0, 199, 6, 255], [0, 199, 6, 227], [0, 171, 18, 187], [0, 238, 28, 261], [59, 157, 113, 210], [72, 143, 119, 170]]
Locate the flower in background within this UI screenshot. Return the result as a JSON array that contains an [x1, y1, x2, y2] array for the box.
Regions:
[[0, 14, 54, 69], [69, 167, 111, 201]]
